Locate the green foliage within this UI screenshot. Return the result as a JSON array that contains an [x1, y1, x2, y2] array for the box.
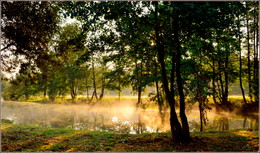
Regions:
[[1, 119, 14, 124], [1, 1, 259, 143], [2, 73, 42, 101], [1, 1, 60, 73]]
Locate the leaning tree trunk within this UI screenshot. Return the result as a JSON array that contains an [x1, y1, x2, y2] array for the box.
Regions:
[[154, 58, 165, 123], [99, 66, 105, 101], [99, 78, 105, 101], [239, 46, 247, 104], [174, 11, 190, 141], [90, 55, 98, 101]]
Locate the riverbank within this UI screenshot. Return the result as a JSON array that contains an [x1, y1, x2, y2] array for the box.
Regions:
[[1, 122, 259, 152]]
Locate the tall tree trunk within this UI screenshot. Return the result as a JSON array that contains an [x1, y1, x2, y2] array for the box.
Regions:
[[239, 47, 247, 104], [86, 84, 90, 101], [155, 78, 165, 123], [199, 102, 203, 132], [218, 58, 230, 108], [99, 66, 105, 101], [253, 6, 256, 84], [246, 7, 252, 101], [255, 9, 259, 102], [154, 58, 165, 123], [154, 1, 183, 142], [118, 75, 121, 102], [137, 86, 142, 106], [216, 34, 227, 106], [253, 5, 259, 102], [71, 90, 76, 101], [218, 62, 224, 102], [212, 59, 218, 107], [243, 117, 247, 129], [118, 75, 121, 101], [99, 78, 105, 101], [99, 88, 104, 101], [71, 79, 78, 101], [196, 76, 203, 132], [196, 72, 205, 132], [173, 9, 190, 142], [43, 74, 47, 98], [136, 60, 143, 107], [237, 16, 247, 104], [223, 55, 229, 105], [71, 88, 74, 100]]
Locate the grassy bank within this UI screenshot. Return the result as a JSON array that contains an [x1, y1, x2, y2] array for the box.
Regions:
[[1, 122, 259, 152], [9, 95, 252, 105]]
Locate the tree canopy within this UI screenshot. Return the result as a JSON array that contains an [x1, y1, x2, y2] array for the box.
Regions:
[[1, 1, 259, 143]]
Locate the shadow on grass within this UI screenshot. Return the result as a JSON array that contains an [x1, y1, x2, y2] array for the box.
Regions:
[[1, 124, 75, 152], [1, 124, 259, 152]]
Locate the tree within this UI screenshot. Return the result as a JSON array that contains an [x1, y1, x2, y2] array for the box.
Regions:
[[246, 2, 259, 103], [2, 1, 258, 144], [1, 1, 60, 74], [52, 23, 88, 101], [3, 71, 41, 101], [235, 10, 247, 104], [1, 1, 61, 101]]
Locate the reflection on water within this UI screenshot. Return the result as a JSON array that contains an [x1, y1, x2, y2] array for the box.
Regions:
[[2, 101, 259, 134]]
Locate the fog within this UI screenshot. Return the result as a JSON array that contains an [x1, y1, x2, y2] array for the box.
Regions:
[[2, 101, 259, 133]]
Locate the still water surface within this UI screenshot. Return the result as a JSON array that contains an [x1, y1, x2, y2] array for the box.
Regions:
[[2, 101, 258, 134]]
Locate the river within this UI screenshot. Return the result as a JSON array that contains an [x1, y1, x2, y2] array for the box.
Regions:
[[2, 101, 259, 134]]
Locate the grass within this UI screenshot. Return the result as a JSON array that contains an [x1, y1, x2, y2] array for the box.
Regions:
[[228, 95, 251, 106], [14, 95, 143, 104], [1, 122, 259, 152]]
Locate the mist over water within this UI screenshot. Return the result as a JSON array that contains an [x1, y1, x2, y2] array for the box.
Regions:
[[2, 101, 259, 133]]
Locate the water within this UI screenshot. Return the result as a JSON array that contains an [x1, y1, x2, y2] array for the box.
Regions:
[[1, 101, 259, 134]]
